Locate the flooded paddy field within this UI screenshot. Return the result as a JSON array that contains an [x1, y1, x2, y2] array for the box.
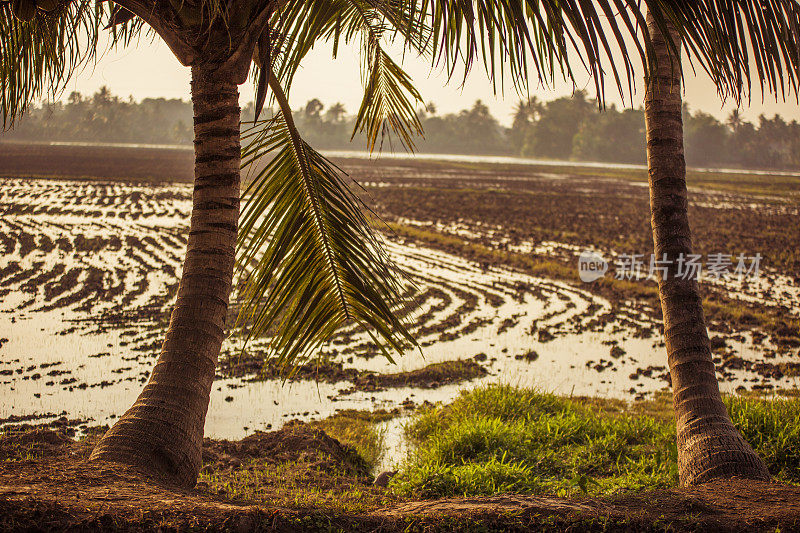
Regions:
[[1, 145, 799, 449]]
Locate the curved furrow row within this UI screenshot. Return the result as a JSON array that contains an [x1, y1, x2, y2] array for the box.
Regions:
[[0, 180, 189, 321]]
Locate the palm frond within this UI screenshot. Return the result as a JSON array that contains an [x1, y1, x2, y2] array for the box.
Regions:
[[268, 0, 425, 86], [261, 0, 424, 150], [653, 0, 800, 103], [236, 71, 416, 371], [1, 0, 102, 126], [268, 0, 366, 92], [1, 0, 268, 126], [351, 7, 423, 151], [403, 0, 651, 103], [402, 1, 800, 104], [353, 37, 423, 151]]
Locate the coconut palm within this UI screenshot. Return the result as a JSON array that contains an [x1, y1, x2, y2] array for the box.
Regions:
[[727, 109, 743, 132], [325, 102, 347, 124], [2, 0, 799, 488], [509, 97, 542, 154], [642, 4, 800, 485]]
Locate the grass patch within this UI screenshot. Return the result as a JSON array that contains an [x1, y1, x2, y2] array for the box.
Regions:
[[394, 385, 800, 498], [197, 417, 396, 513], [727, 395, 800, 482], [199, 458, 394, 513], [354, 359, 488, 392], [310, 410, 389, 469]]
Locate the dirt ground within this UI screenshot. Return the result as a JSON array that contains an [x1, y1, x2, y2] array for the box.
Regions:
[[0, 142, 195, 182], [1, 427, 799, 532]]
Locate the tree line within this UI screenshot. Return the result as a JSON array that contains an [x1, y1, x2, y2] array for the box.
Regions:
[[3, 87, 196, 145], [4, 87, 798, 171]]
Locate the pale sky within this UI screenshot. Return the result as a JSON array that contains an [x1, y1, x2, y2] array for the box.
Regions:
[[64, 33, 800, 127]]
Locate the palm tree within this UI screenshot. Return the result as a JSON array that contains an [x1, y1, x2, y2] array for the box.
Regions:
[[2, 0, 418, 487], [325, 102, 347, 124], [3, 0, 799, 488], [509, 97, 541, 154], [642, 4, 800, 485], [727, 109, 743, 132]]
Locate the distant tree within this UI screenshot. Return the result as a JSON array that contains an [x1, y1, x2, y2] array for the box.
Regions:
[[458, 100, 505, 153], [756, 114, 800, 167], [412, 100, 509, 155], [572, 105, 646, 163], [727, 119, 759, 166], [508, 97, 542, 155], [726, 109, 743, 131], [7, 86, 800, 170], [303, 98, 324, 124], [415, 112, 455, 152], [523, 91, 595, 159], [684, 108, 730, 166], [325, 102, 347, 124], [172, 120, 192, 144], [1, 87, 194, 144]]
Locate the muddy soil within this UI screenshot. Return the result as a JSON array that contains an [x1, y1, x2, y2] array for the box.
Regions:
[[0, 427, 798, 532], [1, 146, 799, 440], [0, 142, 195, 182]]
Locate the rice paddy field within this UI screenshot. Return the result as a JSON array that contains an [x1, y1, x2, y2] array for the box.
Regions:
[[1, 142, 799, 463]]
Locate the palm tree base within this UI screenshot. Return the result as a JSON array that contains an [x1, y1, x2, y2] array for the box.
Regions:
[[678, 428, 771, 486]]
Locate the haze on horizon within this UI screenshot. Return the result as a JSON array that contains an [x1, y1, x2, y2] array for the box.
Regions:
[[62, 32, 800, 127]]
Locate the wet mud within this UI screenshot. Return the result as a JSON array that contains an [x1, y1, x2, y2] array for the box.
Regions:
[[1, 155, 798, 440]]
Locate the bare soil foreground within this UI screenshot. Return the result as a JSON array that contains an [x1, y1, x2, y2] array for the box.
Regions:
[[1, 426, 799, 532]]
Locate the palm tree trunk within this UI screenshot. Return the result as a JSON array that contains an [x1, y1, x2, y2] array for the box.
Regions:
[[90, 64, 241, 487], [644, 12, 769, 486]]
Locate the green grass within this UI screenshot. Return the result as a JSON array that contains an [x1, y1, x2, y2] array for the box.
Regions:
[[198, 458, 394, 512], [727, 395, 800, 482], [393, 385, 800, 499], [196, 411, 395, 513], [310, 410, 391, 469]]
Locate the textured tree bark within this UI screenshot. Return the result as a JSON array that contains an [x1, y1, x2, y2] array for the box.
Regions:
[[90, 64, 241, 487], [644, 12, 769, 486]]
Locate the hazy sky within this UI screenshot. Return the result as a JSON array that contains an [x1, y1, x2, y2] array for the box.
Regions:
[[65, 33, 800, 127]]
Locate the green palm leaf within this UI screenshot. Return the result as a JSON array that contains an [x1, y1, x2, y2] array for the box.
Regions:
[[268, 0, 406, 90], [405, 0, 646, 98], [265, 0, 425, 150], [352, 14, 424, 151], [404, 1, 800, 104], [236, 71, 416, 371], [1, 0, 101, 126], [656, 1, 800, 102]]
